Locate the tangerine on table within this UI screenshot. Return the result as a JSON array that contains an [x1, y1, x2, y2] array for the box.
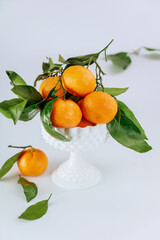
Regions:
[[51, 98, 82, 128], [17, 148, 48, 177], [81, 91, 118, 124], [39, 76, 63, 99], [61, 65, 96, 97]]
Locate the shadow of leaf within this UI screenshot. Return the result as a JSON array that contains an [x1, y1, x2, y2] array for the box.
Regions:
[[0, 172, 19, 182], [105, 63, 125, 75], [141, 53, 160, 60]]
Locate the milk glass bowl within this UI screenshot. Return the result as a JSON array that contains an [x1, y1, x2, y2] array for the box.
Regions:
[[41, 124, 109, 190]]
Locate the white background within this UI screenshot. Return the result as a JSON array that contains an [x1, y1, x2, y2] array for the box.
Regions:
[[0, 0, 160, 239]]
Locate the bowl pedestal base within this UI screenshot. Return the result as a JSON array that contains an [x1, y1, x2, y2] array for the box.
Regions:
[[52, 152, 101, 190]]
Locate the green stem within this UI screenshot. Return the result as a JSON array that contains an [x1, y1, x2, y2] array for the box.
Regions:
[[52, 67, 63, 77], [99, 77, 104, 91], [54, 77, 60, 88], [8, 145, 33, 150], [48, 193, 52, 201], [99, 39, 114, 54], [86, 56, 93, 68], [58, 92, 67, 99], [93, 59, 106, 75], [130, 47, 145, 56], [34, 66, 64, 87], [59, 75, 66, 100], [105, 49, 107, 61], [34, 73, 51, 87], [95, 65, 98, 79]]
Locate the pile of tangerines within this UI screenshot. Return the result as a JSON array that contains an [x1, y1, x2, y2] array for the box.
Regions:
[[16, 66, 118, 177], [39, 65, 118, 128]]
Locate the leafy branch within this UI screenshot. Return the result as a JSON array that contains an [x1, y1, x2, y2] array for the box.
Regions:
[[0, 41, 157, 151], [106, 46, 160, 70]]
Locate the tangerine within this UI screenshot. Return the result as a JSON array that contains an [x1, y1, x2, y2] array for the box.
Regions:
[[77, 118, 96, 128], [81, 91, 118, 124], [51, 98, 82, 128], [77, 99, 96, 128], [39, 76, 63, 99], [61, 65, 96, 97]]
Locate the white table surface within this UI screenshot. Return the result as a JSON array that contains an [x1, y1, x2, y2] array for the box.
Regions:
[[0, 0, 160, 239]]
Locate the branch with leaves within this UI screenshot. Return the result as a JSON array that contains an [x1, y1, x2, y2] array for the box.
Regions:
[[0, 40, 158, 152]]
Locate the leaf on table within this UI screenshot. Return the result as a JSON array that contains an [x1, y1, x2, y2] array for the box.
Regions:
[[107, 52, 131, 70], [9, 100, 27, 124], [11, 85, 43, 102], [18, 176, 38, 202], [143, 47, 160, 52], [107, 110, 152, 153], [117, 100, 148, 140], [6, 71, 27, 86], [18, 194, 52, 220], [0, 151, 22, 179], [40, 100, 70, 142], [97, 87, 129, 96]]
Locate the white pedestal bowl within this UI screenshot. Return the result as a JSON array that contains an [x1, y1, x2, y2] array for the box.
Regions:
[[41, 124, 109, 190]]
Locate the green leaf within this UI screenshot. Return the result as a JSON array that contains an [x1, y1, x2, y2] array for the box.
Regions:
[[107, 110, 152, 153], [42, 57, 55, 73], [59, 54, 66, 63], [66, 53, 99, 66], [117, 100, 148, 140], [66, 40, 113, 66], [0, 151, 22, 179], [50, 63, 62, 71], [0, 85, 44, 123], [48, 57, 54, 67], [18, 176, 38, 202], [143, 47, 160, 52], [0, 98, 41, 122], [6, 71, 27, 86], [11, 85, 43, 102], [20, 101, 41, 121], [0, 98, 23, 119], [107, 52, 131, 70], [20, 84, 62, 122], [97, 87, 129, 96], [9, 100, 27, 124], [41, 100, 70, 142], [18, 193, 52, 220], [42, 56, 62, 73], [42, 62, 50, 73]]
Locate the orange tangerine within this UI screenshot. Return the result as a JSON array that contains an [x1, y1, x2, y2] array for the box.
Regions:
[[62, 65, 96, 97]]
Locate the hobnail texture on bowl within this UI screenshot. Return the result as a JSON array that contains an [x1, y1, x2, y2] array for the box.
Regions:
[[41, 124, 109, 190]]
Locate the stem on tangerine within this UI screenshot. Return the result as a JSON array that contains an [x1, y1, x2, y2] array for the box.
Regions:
[[8, 145, 33, 151]]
